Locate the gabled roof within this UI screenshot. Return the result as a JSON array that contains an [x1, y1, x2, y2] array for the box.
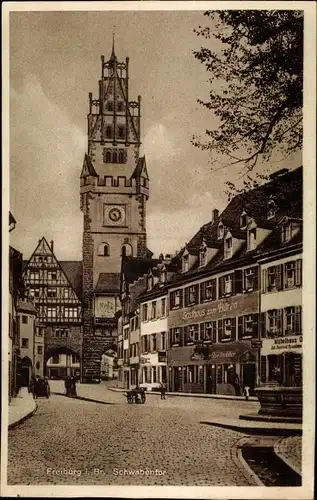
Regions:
[[17, 299, 37, 315], [131, 156, 149, 180], [81, 154, 98, 178], [59, 261, 83, 300], [94, 273, 120, 294], [122, 256, 160, 285]]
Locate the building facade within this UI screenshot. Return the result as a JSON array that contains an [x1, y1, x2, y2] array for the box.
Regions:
[[80, 44, 151, 382], [18, 298, 38, 387], [22, 237, 82, 378]]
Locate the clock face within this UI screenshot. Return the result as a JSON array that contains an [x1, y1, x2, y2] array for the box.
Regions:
[[104, 204, 126, 226], [109, 207, 122, 222]]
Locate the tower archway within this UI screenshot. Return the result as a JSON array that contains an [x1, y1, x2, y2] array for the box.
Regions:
[[45, 346, 81, 380]]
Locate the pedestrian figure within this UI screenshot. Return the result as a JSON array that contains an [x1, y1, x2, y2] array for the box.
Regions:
[[244, 385, 250, 401], [65, 376, 72, 397], [159, 382, 166, 400], [70, 376, 77, 398], [29, 376, 36, 399]]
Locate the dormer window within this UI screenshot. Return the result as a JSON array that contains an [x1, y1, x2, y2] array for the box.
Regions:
[[199, 244, 207, 267], [267, 198, 276, 219], [240, 211, 248, 229], [224, 237, 232, 259], [147, 275, 153, 291], [248, 228, 257, 251], [281, 222, 292, 243], [217, 222, 224, 239], [183, 255, 189, 273], [160, 269, 167, 284]]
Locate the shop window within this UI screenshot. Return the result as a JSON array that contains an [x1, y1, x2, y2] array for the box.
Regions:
[[142, 304, 148, 321], [243, 267, 258, 292], [200, 279, 217, 302], [22, 338, 29, 348], [170, 289, 182, 310], [98, 242, 110, 257], [185, 285, 198, 306], [224, 237, 233, 259], [22, 315, 28, 324]]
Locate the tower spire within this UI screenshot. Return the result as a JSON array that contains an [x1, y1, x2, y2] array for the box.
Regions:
[[110, 30, 117, 61]]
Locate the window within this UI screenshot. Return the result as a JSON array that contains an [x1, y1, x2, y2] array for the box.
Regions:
[[72, 354, 80, 364], [183, 255, 189, 272], [219, 274, 233, 297], [47, 307, 57, 320], [54, 328, 69, 338], [281, 223, 292, 243], [118, 151, 124, 164], [161, 298, 166, 317], [248, 228, 257, 251], [98, 243, 110, 257], [122, 244, 133, 257], [22, 315, 28, 324], [185, 285, 198, 306], [243, 267, 258, 291], [48, 272, 57, 282], [112, 150, 117, 163], [267, 310, 281, 336], [143, 304, 148, 321], [63, 288, 69, 299], [47, 288, 57, 298], [37, 327, 44, 336], [240, 212, 247, 228], [106, 126, 112, 138], [64, 308, 78, 319], [204, 321, 217, 342], [30, 272, 39, 282], [284, 262, 296, 288], [218, 318, 236, 342], [161, 332, 166, 350], [22, 338, 29, 348], [105, 151, 112, 163], [107, 102, 114, 112], [118, 126, 124, 139], [266, 265, 283, 292], [170, 289, 182, 309], [117, 101, 124, 112], [238, 314, 259, 339], [284, 307, 302, 335], [201, 279, 217, 301], [152, 334, 157, 351], [199, 248, 207, 267], [30, 288, 40, 298], [151, 301, 157, 320], [37, 345, 43, 355], [267, 198, 276, 219], [187, 324, 199, 343], [224, 237, 232, 259], [170, 328, 180, 346], [124, 328, 129, 340], [218, 222, 224, 239], [52, 355, 59, 364]]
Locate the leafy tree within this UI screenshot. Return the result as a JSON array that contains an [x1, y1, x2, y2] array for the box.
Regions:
[[192, 10, 303, 174]]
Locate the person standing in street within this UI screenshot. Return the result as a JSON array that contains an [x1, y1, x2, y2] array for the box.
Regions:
[[159, 381, 166, 400]]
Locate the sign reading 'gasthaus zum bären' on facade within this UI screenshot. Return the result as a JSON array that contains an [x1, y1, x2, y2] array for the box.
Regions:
[[168, 291, 259, 328]]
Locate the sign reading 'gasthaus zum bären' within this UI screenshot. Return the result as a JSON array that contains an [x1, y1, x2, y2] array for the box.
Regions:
[[168, 291, 259, 328]]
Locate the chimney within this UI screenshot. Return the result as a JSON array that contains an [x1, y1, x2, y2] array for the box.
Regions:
[[212, 209, 219, 224], [50, 240, 54, 252]]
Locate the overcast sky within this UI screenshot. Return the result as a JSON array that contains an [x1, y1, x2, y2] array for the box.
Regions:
[[9, 8, 301, 261]]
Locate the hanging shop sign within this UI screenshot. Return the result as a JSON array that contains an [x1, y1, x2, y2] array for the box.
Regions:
[[261, 336, 303, 356]]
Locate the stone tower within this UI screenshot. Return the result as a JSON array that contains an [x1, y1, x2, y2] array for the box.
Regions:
[[80, 43, 150, 382]]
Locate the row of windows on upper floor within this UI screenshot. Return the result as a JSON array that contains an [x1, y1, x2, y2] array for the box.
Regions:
[[28, 287, 75, 299], [169, 260, 302, 311], [21, 338, 43, 354], [48, 353, 80, 365], [97, 243, 133, 257], [104, 101, 125, 113], [119, 306, 302, 357], [104, 125, 126, 140], [26, 271, 64, 282], [102, 148, 127, 164]]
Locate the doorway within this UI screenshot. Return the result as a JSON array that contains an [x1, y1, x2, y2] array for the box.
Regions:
[[242, 363, 256, 393], [21, 357, 32, 387], [206, 365, 217, 394]]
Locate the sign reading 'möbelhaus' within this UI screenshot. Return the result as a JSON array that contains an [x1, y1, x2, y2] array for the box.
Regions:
[[168, 292, 259, 328]]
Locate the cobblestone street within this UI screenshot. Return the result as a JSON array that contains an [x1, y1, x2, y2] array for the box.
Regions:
[[7, 385, 260, 486]]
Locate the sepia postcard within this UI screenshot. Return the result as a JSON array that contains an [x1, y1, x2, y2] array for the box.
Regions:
[[1, 1, 316, 499]]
